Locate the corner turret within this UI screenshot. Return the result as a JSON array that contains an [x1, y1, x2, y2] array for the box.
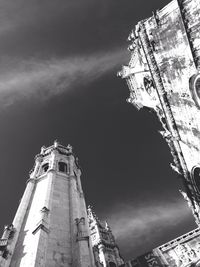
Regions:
[[88, 206, 124, 267]]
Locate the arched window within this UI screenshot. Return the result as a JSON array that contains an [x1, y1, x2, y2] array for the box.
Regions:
[[189, 74, 200, 108], [143, 76, 154, 95], [109, 262, 116, 267], [58, 162, 68, 173], [192, 166, 200, 193], [41, 163, 49, 174]]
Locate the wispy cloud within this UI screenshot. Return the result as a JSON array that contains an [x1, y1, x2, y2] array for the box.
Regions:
[[104, 200, 194, 259], [0, 49, 125, 107]]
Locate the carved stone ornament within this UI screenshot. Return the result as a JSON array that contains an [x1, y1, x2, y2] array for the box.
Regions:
[[143, 76, 155, 96], [174, 243, 200, 267], [75, 217, 88, 241]]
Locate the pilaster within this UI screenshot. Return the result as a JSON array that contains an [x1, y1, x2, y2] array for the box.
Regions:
[[0, 178, 36, 267]]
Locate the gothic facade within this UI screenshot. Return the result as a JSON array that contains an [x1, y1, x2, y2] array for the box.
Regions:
[[119, 0, 200, 266], [119, 0, 200, 223]]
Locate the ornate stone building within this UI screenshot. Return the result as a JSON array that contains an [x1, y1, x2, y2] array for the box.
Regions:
[[0, 141, 124, 267], [125, 227, 200, 266], [88, 207, 124, 267], [3, 0, 200, 265], [119, 0, 200, 266]]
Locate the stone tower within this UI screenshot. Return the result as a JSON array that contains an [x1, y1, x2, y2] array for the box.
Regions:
[[118, 0, 200, 226], [88, 206, 124, 267], [0, 141, 95, 267]]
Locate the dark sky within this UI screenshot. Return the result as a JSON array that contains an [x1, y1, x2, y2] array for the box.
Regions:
[[0, 0, 196, 261]]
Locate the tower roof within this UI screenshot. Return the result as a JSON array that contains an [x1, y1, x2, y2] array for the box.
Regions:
[[39, 141, 73, 156], [30, 141, 81, 177], [34, 141, 77, 162]]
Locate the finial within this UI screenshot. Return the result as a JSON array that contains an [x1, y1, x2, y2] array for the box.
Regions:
[[40, 146, 46, 154], [105, 221, 110, 231], [54, 140, 58, 148], [179, 189, 187, 199], [87, 205, 93, 214], [87, 205, 100, 223], [127, 30, 135, 41], [126, 98, 132, 103], [128, 43, 135, 51], [117, 71, 122, 77], [67, 144, 73, 153]]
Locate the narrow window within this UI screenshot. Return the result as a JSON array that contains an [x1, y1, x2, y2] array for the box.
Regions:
[[143, 76, 154, 95], [2, 249, 8, 259], [189, 74, 200, 108], [109, 263, 116, 267], [58, 162, 68, 173], [42, 163, 49, 173], [192, 166, 200, 193]]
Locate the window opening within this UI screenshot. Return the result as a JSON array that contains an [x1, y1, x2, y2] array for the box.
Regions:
[[42, 163, 49, 174], [58, 162, 68, 173], [192, 166, 200, 193], [189, 74, 200, 108]]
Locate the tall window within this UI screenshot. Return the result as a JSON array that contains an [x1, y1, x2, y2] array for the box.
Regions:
[[192, 166, 200, 193], [189, 74, 200, 108], [42, 163, 49, 173], [58, 162, 68, 173]]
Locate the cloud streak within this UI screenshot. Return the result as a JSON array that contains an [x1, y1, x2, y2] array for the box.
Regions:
[[0, 48, 126, 107], [104, 199, 194, 259]]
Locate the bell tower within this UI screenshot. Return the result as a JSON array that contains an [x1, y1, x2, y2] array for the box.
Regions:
[[88, 206, 124, 267], [0, 141, 95, 267]]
